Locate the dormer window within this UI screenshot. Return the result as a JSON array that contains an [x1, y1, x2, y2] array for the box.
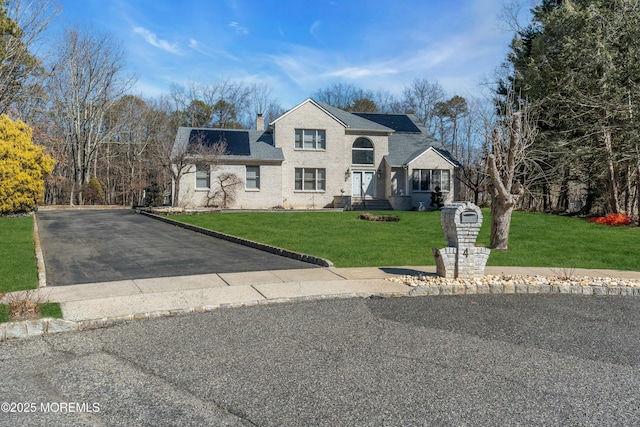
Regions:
[[352, 138, 374, 165]]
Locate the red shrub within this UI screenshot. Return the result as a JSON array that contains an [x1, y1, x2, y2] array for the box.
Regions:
[[588, 213, 632, 226]]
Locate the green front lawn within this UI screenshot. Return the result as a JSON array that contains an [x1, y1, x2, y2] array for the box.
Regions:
[[167, 210, 640, 271], [0, 215, 62, 323], [0, 216, 38, 293]]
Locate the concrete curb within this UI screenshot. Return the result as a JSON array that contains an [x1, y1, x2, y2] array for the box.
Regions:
[[74, 291, 407, 331], [1, 318, 79, 341], [0, 292, 403, 342], [33, 214, 47, 288], [3, 279, 639, 342], [138, 209, 335, 268]]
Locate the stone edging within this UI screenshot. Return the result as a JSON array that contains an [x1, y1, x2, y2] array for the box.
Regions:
[[1, 318, 79, 341], [407, 281, 640, 296], [0, 292, 400, 342], [33, 214, 47, 288], [4, 277, 640, 342], [137, 209, 334, 268]]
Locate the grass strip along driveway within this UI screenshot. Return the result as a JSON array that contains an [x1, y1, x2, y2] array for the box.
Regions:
[[0, 215, 61, 323], [0, 216, 38, 293], [167, 210, 640, 271]]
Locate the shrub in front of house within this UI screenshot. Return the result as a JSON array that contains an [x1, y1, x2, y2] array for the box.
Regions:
[[358, 212, 400, 222]]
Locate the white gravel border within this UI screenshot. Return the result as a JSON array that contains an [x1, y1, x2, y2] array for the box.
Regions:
[[388, 274, 640, 297]]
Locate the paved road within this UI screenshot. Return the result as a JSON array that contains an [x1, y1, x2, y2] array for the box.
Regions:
[[36, 209, 317, 286], [2, 295, 639, 426]]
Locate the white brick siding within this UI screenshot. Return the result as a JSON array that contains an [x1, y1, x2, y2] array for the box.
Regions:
[[173, 99, 458, 210], [176, 163, 283, 209], [275, 101, 345, 208], [407, 148, 457, 208]]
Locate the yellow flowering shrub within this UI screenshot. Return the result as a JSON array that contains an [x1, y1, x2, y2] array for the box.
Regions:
[[0, 115, 54, 214]]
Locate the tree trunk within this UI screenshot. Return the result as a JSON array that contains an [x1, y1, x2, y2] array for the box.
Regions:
[[69, 181, 75, 206], [486, 111, 527, 250], [172, 177, 181, 207], [636, 154, 640, 224], [624, 161, 632, 215], [603, 129, 620, 213], [488, 153, 520, 250], [555, 167, 570, 212], [491, 199, 514, 250]]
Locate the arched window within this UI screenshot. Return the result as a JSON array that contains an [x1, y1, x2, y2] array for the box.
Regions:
[[352, 138, 374, 164]]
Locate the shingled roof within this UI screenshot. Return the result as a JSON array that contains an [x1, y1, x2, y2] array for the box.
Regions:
[[352, 112, 458, 167], [315, 101, 394, 133], [173, 101, 458, 168], [172, 127, 283, 162]]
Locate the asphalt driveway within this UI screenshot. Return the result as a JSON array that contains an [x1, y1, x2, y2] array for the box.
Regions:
[[36, 209, 317, 286]]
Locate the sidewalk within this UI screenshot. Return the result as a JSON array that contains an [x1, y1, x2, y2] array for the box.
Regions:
[[2, 265, 640, 342], [32, 265, 640, 322], [45, 266, 418, 322]]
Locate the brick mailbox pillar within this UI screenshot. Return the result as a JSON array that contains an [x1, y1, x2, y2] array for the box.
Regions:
[[432, 202, 490, 279]]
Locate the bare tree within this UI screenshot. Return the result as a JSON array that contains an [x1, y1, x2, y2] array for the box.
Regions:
[[169, 79, 271, 129], [96, 94, 175, 206], [313, 82, 366, 110], [46, 26, 135, 205], [311, 83, 404, 114], [206, 172, 242, 208], [486, 97, 537, 249], [454, 97, 492, 204], [247, 82, 284, 127], [0, 0, 60, 116], [401, 78, 445, 129], [371, 89, 403, 114], [162, 132, 228, 207]]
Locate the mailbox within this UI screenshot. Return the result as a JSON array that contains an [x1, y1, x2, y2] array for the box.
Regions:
[[434, 202, 490, 279], [460, 210, 478, 224]]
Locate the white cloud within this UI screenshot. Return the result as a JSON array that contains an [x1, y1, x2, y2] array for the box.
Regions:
[[132, 26, 182, 55], [323, 66, 398, 79], [271, 52, 314, 85], [187, 38, 241, 62], [229, 21, 249, 35], [309, 20, 322, 39]]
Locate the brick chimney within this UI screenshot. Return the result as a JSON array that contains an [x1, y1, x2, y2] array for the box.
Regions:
[[256, 113, 265, 131]]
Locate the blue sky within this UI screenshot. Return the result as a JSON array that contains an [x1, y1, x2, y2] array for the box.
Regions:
[[54, 0, 517, 108]]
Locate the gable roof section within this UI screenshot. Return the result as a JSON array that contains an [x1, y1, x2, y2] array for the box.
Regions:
[[371, 114, 456, 167], [404, 146, 461, 168], [271, 98, 393, 133], [172, 127, 283, 162], [271, 98, 347, 127]]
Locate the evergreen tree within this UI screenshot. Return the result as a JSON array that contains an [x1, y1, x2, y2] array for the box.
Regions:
[[501, 0, 640, 216], [0, 114, 54, 213]]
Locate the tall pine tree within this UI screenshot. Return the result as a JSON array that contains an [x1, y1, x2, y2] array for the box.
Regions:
[[501, 0, 640, 216]]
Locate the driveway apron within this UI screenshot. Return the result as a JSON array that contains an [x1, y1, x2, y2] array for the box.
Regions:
[[36, 209, 317, 286]]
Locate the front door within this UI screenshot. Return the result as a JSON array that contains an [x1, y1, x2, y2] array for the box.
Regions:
[[352, 171, 376, 198]]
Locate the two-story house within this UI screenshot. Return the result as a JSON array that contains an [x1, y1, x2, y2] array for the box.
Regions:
[[171, 98, 459, 210]]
